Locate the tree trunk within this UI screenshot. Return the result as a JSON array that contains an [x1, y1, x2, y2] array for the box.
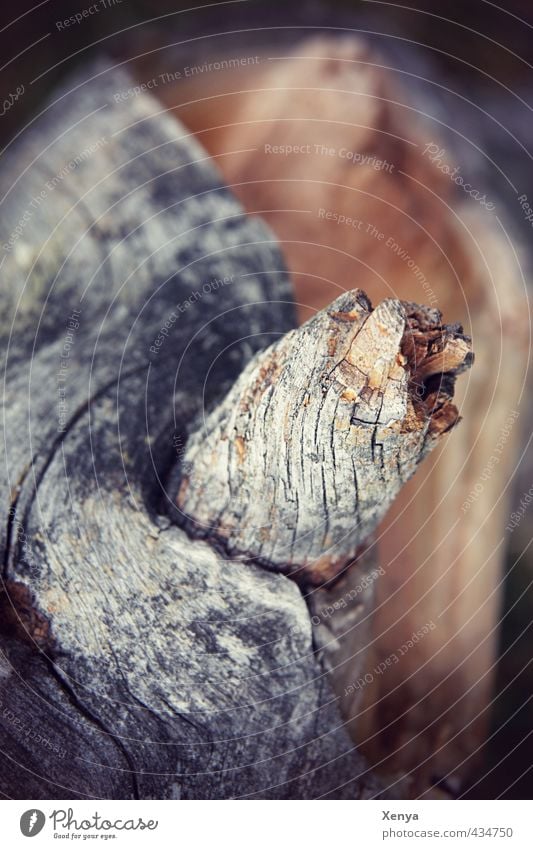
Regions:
[[0, 59, 380, 800], [150, 20, 530, 794], [0, 57, 472, 800]]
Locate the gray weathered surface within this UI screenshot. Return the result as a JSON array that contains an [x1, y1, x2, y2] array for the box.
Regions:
[[0, 60, 386, 799], [176, 291, 471, 585], [146, 11, 526, 791]]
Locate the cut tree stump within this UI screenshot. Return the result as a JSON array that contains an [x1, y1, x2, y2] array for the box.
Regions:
[[0, 57, 473, 799]]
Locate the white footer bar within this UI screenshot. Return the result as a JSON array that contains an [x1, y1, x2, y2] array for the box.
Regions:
[[2, 799, 529, 848]]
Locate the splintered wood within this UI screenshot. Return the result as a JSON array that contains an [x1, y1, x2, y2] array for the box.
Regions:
[[161, 32, 529, 793], [176, 290, 472, 586]]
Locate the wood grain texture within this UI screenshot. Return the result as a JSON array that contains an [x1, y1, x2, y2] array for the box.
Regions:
[[0, 60, 384, 799], [175, 290, 471, 585], [154, 19, 530, 792]]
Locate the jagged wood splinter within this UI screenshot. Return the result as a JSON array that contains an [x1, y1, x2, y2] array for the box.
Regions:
[[176, 289, 472, 585]]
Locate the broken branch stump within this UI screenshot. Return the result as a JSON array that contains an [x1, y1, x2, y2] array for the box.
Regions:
[[175, 289, 472, 586]]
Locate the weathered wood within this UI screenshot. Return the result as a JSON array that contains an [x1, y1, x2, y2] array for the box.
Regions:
[[171, 273, 471, 803], [0, 60, 387, 799], [156, 27, 529, 793], [174, 290, 471, 586]]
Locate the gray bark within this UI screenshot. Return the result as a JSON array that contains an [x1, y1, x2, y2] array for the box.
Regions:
[[0, 59, 386, 799], [0, 55, 472, 800]]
